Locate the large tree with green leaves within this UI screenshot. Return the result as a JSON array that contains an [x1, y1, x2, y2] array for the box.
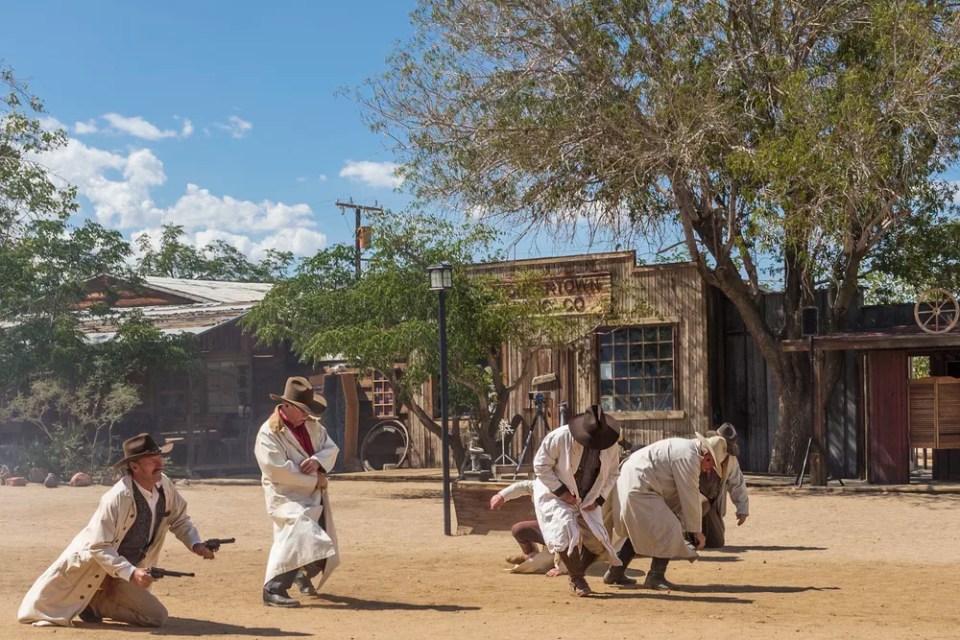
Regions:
[[0, 65, 200, 470], [244, 210, 636, 466], [360, 1, 960, 472]]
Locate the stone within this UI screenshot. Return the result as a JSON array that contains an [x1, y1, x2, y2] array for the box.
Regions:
[[28, 467, 48, 484], [43, 473, 59, 488], [6, 477, 27, 487], [69, 472, 93, 487]]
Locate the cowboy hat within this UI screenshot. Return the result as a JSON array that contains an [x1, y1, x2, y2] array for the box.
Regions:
[[112, 433, 173, 469], [695, 432, 728, 470], [568, 405, 621, 450], [270, 376, 326, 417], [707, 424, 739, 457]]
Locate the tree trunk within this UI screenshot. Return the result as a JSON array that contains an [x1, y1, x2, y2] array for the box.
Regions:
[[769, 365, 813, 473], [403, 399, 466, 469]]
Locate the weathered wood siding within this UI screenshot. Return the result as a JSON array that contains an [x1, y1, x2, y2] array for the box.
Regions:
[[406, 252, 711, 467]]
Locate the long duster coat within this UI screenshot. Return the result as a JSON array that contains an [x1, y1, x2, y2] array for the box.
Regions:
[[532, 425, 621, 564], [18, 473, 202, 626], [614, 437, 703, 560], [254, 408, 340, 588], [717, 455, 749, 518]]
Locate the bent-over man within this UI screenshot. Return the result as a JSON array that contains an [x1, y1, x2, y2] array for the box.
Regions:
[[18, 434, 216, 627], [255, 376, 339, 608], [533, 405, 621, 597], [608, 433, 727, 590]]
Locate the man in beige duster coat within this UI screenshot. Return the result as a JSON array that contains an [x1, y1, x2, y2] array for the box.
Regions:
[[18, 434, 215, 627], [533, 405, 621, 597], [608, 433, 727, 590], [255, 376, 339, 608]]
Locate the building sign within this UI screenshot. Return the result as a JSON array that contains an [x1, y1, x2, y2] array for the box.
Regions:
[[504, 271, 612, 316]]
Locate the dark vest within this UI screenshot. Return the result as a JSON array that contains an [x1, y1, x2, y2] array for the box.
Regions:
[[117, 484, 166, 566]]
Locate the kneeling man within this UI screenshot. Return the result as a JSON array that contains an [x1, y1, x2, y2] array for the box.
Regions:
[[18, 434, 216, 627]]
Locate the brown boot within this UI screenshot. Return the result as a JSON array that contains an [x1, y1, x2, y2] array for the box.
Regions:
[[569, 575, 593, 597]]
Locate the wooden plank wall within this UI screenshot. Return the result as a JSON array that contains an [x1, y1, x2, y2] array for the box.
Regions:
[[406, 252, 711, 467]]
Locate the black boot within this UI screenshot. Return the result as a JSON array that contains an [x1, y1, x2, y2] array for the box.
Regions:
[[604, 539, 639, 585], [263, 573, 301, 608], [78, 606, 102, 623], [643, 557, 676, 591], [294, 570, 318, 596]]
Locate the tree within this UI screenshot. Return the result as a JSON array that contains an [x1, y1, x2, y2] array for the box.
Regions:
[[244, 210, 639, 467], [136, 223, 294, 282], [0, 65, 201, 469], [360, 1, 960, 472]]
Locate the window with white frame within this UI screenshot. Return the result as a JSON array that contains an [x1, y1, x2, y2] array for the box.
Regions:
[[598, 325, 676, 412]]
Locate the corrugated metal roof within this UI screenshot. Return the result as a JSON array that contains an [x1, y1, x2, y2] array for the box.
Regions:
[[78, 301, 258, 340], [143, 276, 273, 303]]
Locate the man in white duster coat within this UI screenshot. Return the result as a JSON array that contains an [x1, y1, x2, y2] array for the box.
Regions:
[[608, 433, 728, 590], [533, 404, 621, 597], [255, 376, 340, 608], [18, 434, 216, 627]]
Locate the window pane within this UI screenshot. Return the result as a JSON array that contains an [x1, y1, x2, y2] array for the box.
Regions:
[[600, 345, 613, 362], [659, 326, 673, 341], [613, 329, 629, 344], [643, 343, 658, 359], [660, 342, 673, 358], [643, 326, 658, 341]]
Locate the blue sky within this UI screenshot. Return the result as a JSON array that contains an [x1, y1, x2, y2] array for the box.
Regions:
[[3, 1, 434, 261]]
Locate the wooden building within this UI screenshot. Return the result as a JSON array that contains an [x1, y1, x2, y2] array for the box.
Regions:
[[406, 251, 713, 467], [712, 289, 960, 484], [68, 276, 405, 475]]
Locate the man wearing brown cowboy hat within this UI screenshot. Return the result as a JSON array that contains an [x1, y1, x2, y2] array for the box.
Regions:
[[18, 434, 216, 627], [532, 404, 623, 597], [254, 376, 340, 607], [607, 432, 727, 590], [699, 423, 749, 548]]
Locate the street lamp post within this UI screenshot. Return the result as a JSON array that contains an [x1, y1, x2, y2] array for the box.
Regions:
[[428, 263, 454, 536]]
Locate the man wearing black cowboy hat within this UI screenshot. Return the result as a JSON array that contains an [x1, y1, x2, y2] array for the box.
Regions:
[[532, 404, 623, 597], [254, 376, 340, 607], [18, 434, 216, 627], [699, 423, 749, 549]]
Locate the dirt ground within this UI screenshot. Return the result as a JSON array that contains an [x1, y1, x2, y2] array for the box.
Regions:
[[2, 480, 960, 640]]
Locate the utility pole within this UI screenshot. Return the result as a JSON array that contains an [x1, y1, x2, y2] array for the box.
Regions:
[[335, 199, 383, 280]]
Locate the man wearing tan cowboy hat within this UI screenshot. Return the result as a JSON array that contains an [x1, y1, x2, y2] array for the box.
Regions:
[[18, 434, 216, 627], [699, 423, 749, 548], [607, 432, 727, 590], [532, 404, 623, 597], [254, 376, 340, 607]]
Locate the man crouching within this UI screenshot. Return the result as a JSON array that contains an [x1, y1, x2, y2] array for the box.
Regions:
[[18, 434, 216, 627], [533, 405, 622, 597]]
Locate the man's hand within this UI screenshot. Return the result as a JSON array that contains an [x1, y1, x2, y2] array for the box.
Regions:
[[737, 513, 749, 526], [192, 542, 216, 560], [490, 494, 505, 510], [558, 492, 578, 506], [581, 501, 599, 511], [693, 532, 706, 549], [131, 568, 154, 588], [315, 472, 328, 490], [300, 458, 321, 474]]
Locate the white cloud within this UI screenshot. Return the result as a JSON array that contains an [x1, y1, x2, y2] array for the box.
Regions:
[[38, 139, 165, 228], [339, 160, 403, 189], [37, 132, 325, 261], [180, 118, 194, 138], [296, 174, 328, 184], [103, 113, 179, 140], [38, 116, 67, 131], [215, 115, 253, 139], [74, 119, 99, 135]]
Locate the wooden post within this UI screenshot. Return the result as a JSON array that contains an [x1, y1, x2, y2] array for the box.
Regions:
[[811, 344, 828, 486], [186, 382, 195, 478]]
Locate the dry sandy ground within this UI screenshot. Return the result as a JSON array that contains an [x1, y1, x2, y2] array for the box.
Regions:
[[2, 479, 959, 640]]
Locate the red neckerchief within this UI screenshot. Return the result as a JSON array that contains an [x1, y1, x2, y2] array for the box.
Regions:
[[279, 407, 315, 456]]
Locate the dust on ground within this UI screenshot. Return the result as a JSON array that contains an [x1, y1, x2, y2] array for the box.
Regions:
[[1, 479, 959, 639]]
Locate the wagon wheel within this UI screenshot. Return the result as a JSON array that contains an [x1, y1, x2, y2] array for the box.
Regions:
[[914, 288, 960, 334]]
